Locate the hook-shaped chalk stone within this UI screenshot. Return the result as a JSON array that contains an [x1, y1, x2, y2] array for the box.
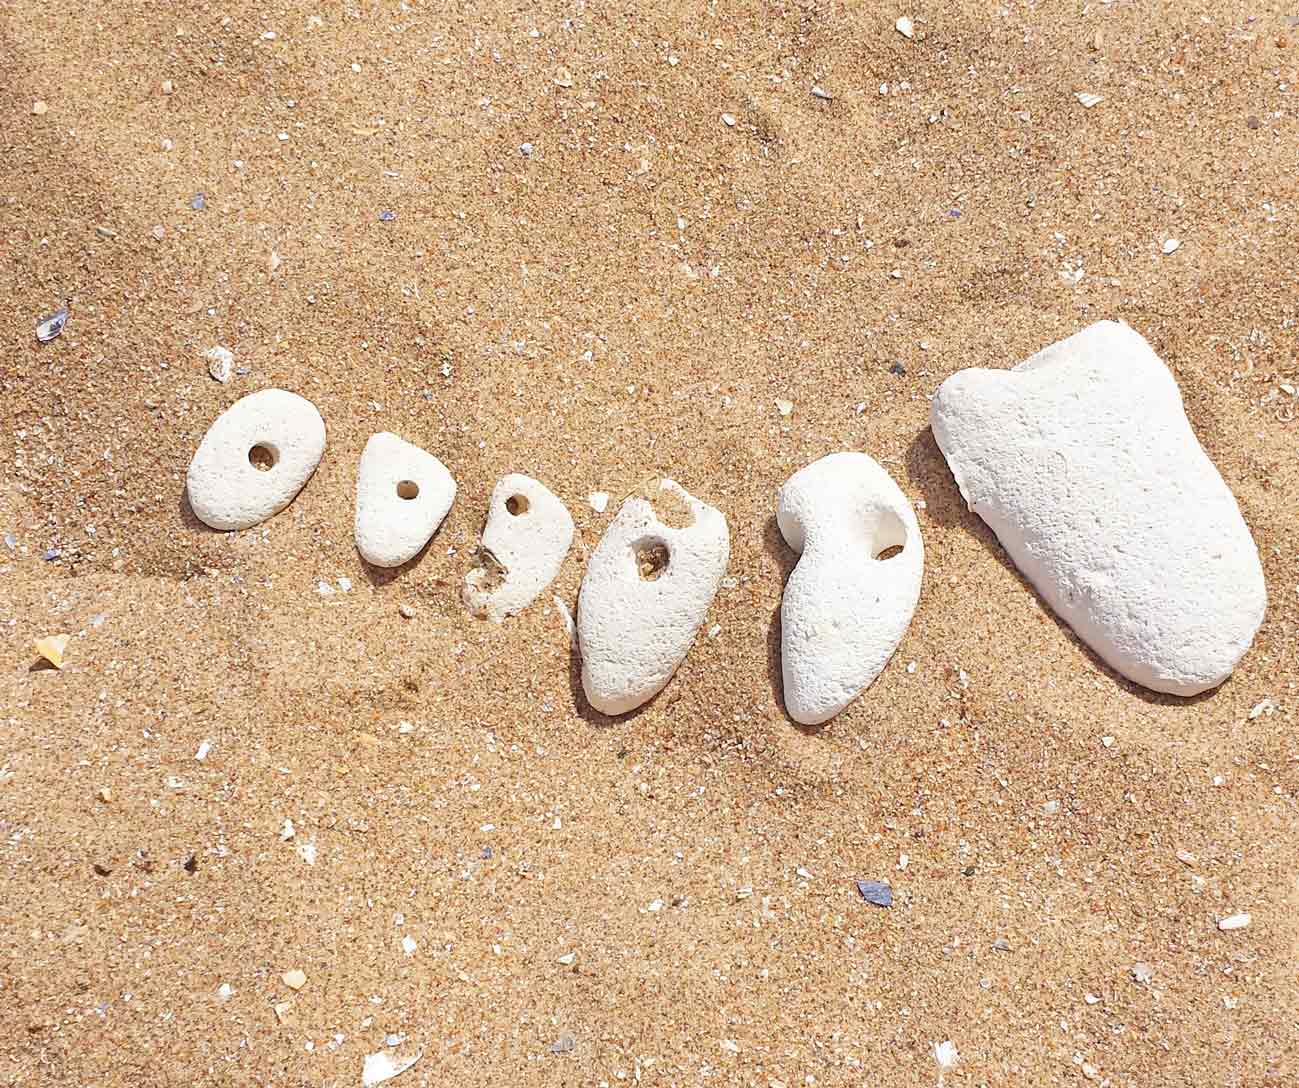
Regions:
[[186, 389, 326, 530], [578, 479, 730, 715], [930, 319, 1266, 695], [354, 432, 456, 567], [464, 474, 574, 621], [777, 452, 924, 725]]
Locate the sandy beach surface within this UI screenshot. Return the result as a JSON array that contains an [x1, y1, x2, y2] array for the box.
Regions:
[[2, 1, 1297, 1084]]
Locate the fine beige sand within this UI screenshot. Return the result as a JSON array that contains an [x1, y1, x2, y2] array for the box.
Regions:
[[3, 2, 1297, 1084]]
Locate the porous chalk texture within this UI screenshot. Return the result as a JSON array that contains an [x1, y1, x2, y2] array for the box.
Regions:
[[931, 319, 1266, 695], [187, 389, 326, 530], [578, 479, 730, 715], [354, 432, 456, 567], [464, 474, 574, 621], [778, 452, 924, 725]]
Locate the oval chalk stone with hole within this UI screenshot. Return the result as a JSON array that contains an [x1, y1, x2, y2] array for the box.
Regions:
[[354, 432, 456, 567], [778, 452, 924, 726], [931, 319, 1266, 695], [578, 479, 730, 715], [186, 389, 326, 530], [464, 474, 574, 621]]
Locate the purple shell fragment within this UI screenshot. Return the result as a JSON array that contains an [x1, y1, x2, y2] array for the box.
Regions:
[[856, 879, 893, 907], [36, 306, 69, 342]]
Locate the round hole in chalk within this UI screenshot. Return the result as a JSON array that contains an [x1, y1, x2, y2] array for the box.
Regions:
[[396, 480, 419, 500], [635, 538, 670, 581], [871, 509, 907, 561], [248, 443, 278, 472], [505, 494, 530, 516]]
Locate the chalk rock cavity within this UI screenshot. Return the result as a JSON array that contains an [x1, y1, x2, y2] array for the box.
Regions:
[[930, 319, 1266, 695], [187, 388, 325, 530], [464, 474, 574, 621], [778, 452, 924, 725], [354, 432, 456, 567], [578, 480, 729, 715]]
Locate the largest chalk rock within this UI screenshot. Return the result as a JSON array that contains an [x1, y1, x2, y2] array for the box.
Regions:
[[930, 320, 1265, 695], [578, 479, 730, 715]]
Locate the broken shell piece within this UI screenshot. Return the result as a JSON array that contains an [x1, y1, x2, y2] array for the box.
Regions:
[[777, 452, 923, 725], [36, 306, 69, 342], [362, 1049, 422, 1087], [463, 474, 574, 622], [34, 633, 70, 669], [354, 432, 456, 567], [577, 479, 730, 715], [187, 389, 326, 530], [1075, 91, 1105, 109], [930, 320, 1266, 695]]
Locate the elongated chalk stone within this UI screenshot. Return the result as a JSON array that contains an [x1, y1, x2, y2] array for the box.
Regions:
[[354, 432, 456, 567], [187, 389, 325, 530], [778, 452, 924, 725], [578, 480, 730, 715], [931, 320, 1266, 695], [464, 474, 574, 621]]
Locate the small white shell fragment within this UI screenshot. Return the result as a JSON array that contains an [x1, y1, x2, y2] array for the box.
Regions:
[[354, 432, 456, 567], [362, 1049, 422, 1088], [36, 306, 69, 342], [895, 15, 915, 38], [721, 112, 736, 126], [1218, 912, 1251, 931], [930, 320, 1266, 696], [777, 453, 923, 725], [933, 1040, 959, 1068], [187, 389, 325, 530], [282, 968, 306, 990], [578, 479, 730, 715], [204, 345, 233, 382], [775, 398, 794, 417], [34, 633, 70, 669], [1075, 91, 1105, 108], [464, 475, 574, 621], [589, 491, 610, 513], [1161, 238, 1182, 255]]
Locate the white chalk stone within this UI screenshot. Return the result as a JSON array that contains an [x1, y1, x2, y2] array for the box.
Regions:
[[186, 389, 325, 530], [578, 479, 729, 715], [463, 474, 574, 621], [777, 452, 924, 725], [354, 432, 456, 567], [931, 320, 1266, 695]]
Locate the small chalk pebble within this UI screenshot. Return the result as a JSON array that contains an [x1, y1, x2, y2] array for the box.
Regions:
[[463, 474, 574, 621], [895, 16, 915, 38], [589, 491, 609, 513], [578, 479, 729, 714], [1218, 912, 1251, 931], [32, 100, 48, 115], [187, 389, 326, 530], [931, 320, 1265, 695], [161, 79, 174, 94], [401, 936, 417, 955], [204, 345, 233, 383], [282, 969, 306, 990], [777, 453, 923, 725], [354, 432, 456, 567]]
